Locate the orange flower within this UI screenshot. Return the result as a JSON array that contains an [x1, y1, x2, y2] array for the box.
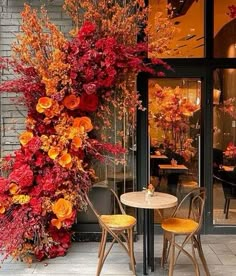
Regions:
[[51, 218, 62, 229], [9, 183, 20, 195], [148, 184, 154, 190], [0, 203, 5, 214], [38, 97, 53, 109], [73, 117, 93, 132], [36, 103, 45, 113], [19, 131, 33, 146], [48, 147, 60, 160], [58, 152, 72, 167], [63, 95, 80, 110], [72, 136, 82, 149], [52, 198, 72, 221]]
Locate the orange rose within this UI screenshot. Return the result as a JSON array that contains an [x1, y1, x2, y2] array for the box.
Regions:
[[9, 183, 20, 195], [19, 131, 33, 146], [38, 97, 53, 109], [72, 136, 82, 149], [52, 198, 72, 221], [63, 95, 80, 110], [0, 203, 5, 214], [36, 103, 45, 113], [73, 117, 93, 132], [58, 152, 72, 167], [48, 147, 60, 160]]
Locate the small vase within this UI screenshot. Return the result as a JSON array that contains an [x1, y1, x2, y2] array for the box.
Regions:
[[147, 190, 154, 197]]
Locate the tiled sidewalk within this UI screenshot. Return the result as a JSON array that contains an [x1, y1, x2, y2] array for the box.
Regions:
[[1, 235, 236, 275]]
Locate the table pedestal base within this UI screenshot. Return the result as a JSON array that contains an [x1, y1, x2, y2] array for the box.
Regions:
[[143, 209, 154, 275]]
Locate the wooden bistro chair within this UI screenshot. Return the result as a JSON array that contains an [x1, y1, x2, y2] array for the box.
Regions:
[[161, 187, 210, 276], [84, 186, 136, 276]]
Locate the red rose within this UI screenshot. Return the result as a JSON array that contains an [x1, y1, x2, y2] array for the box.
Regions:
[[83, 83, 97, 94], [79, 93, 98, 112]]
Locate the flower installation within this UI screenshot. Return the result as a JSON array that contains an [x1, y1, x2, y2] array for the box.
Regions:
[[0, 0, 174, 264], [224, 142, 236, 160], [149, 85, 199, 162]]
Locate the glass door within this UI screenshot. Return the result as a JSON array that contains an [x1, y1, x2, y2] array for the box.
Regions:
[[148, 77, 201, 223], [213, 68, 236, 225]]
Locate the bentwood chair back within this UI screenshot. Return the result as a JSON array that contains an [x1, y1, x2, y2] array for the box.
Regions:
[[161, 187, 210, 276], [84, 186, 136, 276]]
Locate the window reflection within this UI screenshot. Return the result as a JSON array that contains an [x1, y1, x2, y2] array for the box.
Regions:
[[214, 0, 236, 58], [213, 68, 236, 224], [148, 0, 204, 58], [148, 78, 201, 223]]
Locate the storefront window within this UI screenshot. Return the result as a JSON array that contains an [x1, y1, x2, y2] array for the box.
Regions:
[[148, 77, 201, 222], [214, 0, 236, 58], [213, 68, 236, 224], [148, 0, 204, 58]]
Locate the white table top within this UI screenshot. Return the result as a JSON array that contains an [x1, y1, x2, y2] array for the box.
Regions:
[[120, 191, 178, 210]]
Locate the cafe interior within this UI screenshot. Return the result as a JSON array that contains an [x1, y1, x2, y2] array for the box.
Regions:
[[77, 0, 236, 237]]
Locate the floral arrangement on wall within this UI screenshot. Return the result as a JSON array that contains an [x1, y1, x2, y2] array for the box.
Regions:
[[149, 85, 199, 161], [0, 0, 174, 264]]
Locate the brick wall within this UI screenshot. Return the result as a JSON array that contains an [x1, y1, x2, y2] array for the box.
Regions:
[[0, 0, 72, 156]]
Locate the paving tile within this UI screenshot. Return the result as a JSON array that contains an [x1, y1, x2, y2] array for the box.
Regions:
[[209, 243, 233, 255], [217, 254, 236, 265], [0, 263, 36, 273], [1, 235, 236, 276], [33, 263, 97, 274]]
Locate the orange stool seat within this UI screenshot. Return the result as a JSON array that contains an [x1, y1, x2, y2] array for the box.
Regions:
[[161, 218, 199, 234], [100, 214, 136, 229]]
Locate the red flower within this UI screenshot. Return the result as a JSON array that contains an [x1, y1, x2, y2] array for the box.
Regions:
[[9, 164, 34, 188], [0, 177, 8, 193], [77, 21, 96, 39], [30, 198, 42, 215], [79, 93, 98, 112], [83, 83, 97, 94]]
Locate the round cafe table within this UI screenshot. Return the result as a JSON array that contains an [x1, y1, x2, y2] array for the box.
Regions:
[[120, 191, 178, 275]]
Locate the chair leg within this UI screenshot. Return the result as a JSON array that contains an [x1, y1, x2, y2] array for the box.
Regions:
[[190, 237, 200, 276], [98, 229, 105, 258], [128, 228, 136, 275], [194, 235, 211, 276], [226, 199, 230, 219], [96, 230, 107, 276], [168, 233, 175, 276], [161, 233, 168, 268], [223, 199, 227, 214]]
